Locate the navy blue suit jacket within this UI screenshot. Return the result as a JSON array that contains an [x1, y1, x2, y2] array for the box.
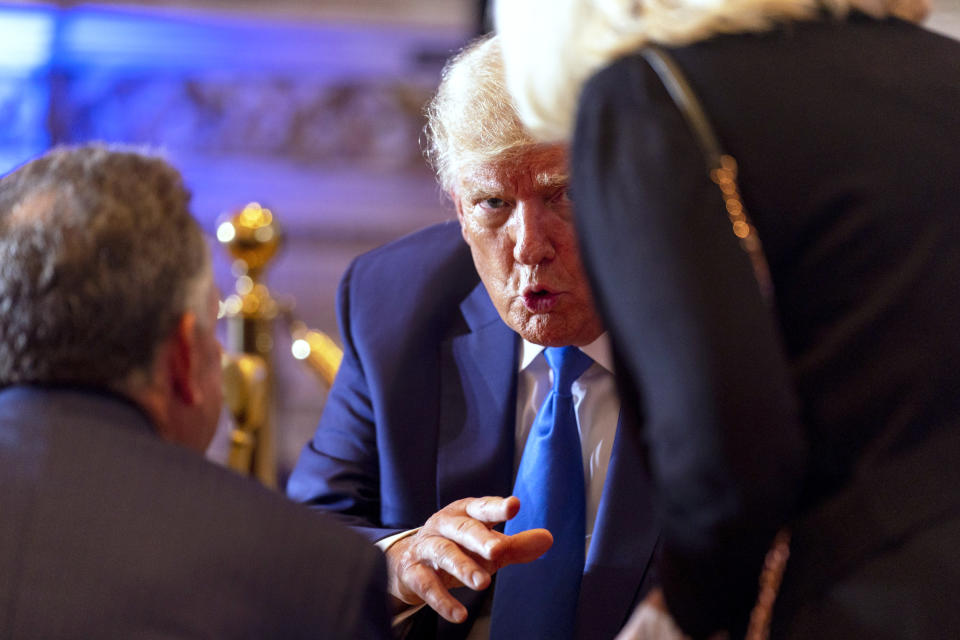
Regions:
[[288, 221, 659, 639]]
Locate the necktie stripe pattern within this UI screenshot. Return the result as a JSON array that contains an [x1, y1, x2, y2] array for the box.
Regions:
[[490, 346, 594, 639]]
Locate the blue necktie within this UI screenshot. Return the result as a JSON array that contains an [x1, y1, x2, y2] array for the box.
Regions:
[[490, 346, 594, 639]]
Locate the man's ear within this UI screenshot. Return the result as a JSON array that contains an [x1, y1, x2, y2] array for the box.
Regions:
[[168, 312, 200, 405]]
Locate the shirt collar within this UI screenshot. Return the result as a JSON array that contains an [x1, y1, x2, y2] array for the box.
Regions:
[[519, 332, 615, 374]]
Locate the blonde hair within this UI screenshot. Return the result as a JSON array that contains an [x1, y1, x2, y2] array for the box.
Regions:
[[494, 0, 930, 141], [424, 34, 537, 194]]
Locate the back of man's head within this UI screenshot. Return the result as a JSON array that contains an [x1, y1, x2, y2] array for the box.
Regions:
[[0, 145, 210, 398], [424, 34, 537, 194]]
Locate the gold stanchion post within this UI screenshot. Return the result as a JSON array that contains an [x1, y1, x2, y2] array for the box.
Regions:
[[217, 202, 281, 488]]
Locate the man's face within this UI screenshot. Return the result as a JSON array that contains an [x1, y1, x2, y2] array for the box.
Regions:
[[455, 145, 603, 347]]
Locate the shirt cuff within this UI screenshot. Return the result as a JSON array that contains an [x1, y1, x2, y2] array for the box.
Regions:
[[375, 527, 419, 552]]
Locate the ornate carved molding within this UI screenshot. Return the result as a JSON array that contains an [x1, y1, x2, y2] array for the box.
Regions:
[[50, 72, 436, 170], [0, 3, 466, 233]]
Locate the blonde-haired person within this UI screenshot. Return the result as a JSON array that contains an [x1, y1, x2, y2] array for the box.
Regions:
[[495, 0, 960, 639]]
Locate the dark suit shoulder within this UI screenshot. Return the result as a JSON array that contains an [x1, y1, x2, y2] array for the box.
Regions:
[[340, 221, 479, 344], [347, 221, 476, 298], [0, 387, 390, 639]]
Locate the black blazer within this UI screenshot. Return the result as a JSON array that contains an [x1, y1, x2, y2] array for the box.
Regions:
[[572, 14, 960, 637], [0, 386, 391, 639]]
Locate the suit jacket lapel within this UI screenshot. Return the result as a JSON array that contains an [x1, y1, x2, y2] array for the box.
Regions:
[[436, 281, 518, 511], [575, 413, 660, 639]]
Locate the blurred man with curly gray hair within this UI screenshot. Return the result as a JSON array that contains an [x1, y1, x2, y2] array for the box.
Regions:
[[0, 145, 391, 639]]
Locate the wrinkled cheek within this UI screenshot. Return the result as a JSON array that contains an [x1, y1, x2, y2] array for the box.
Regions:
[[503, 303, 530, 334]]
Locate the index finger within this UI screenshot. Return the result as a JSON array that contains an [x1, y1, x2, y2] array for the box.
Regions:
[[463, 496, 520, 524], [432, 514, 506, 560]]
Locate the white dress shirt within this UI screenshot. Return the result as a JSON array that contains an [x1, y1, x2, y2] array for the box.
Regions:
[[514, 334, 620, 551]]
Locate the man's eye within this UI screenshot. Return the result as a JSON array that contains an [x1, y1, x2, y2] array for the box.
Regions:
[[480, 198, 508, 210], [548, 188, 572, 206]]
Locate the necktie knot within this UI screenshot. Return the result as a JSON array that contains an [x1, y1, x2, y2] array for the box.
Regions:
[[545, 346, 593, 396]]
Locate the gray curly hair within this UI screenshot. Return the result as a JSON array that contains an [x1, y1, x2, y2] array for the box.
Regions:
[[0, 144, 210, 391]]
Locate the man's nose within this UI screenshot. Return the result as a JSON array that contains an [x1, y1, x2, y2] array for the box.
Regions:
[[512, 201, 555, 265]]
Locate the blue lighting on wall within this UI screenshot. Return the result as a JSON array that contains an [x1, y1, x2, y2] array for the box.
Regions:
[[0, 6, 54, 70], [0, 2, 457, 172], [0, 4, 56, 172], [0, 2, 462, 232]]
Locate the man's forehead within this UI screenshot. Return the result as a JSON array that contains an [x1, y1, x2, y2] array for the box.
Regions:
[[457, 148, 568, 195], [464, 167, 568, 191]]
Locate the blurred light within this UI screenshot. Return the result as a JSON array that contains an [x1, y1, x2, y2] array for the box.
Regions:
[[253, 226, 274, 242], [236, 275, 254, 295], [223, 294, 243, 316], [216, 221, 236, 243], [291, 339, 311, 360], [239, 202, 273, 227], [241, 294, 259, 314], [0, 7, 55, 71]]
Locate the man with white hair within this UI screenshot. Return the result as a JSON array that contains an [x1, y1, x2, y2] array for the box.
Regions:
[[0, 145, 392, 639], [288, 36, 659, 639]]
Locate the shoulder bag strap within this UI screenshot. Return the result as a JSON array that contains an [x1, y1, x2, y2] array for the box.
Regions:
[[640, 46, 774, 303], [639, 45, 787, 640]]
